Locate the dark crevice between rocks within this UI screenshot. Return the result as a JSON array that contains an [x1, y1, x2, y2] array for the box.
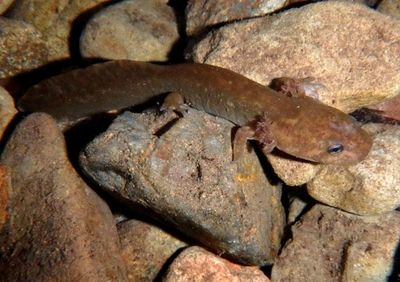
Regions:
[[388, 241, 400, 282], [167, 0, 188, 63], [154, 246, 188, 282]]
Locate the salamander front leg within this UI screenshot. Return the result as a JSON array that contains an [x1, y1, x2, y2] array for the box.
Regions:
[[232, 114, 277, 161], [160, 92, 186, 117]]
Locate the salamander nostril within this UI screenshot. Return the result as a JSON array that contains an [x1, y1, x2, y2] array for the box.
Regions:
[[327, 144, 344, 154]]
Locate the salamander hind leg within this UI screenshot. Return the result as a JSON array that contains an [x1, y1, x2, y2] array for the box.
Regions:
[[160, 92, 186, 116]]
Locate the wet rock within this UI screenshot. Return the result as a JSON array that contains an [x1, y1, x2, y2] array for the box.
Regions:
[[378, 0, 400, 20], [80, 109, 285, 266], [8, 0, 110, 61], [0, 165, 10, 228], [80, 0, 179, 61], [271, 204, 400, 282], [0, 0, 14, 15], [185, 0, 299, 36], [0, 17, 48, 79], [118, 219, 187, 281], [189, 1, 400, 113], [0, 86, 17, 140], [0, 113, 127, 281], [164, 246, 271, 282], [266, 154, 320, 186], [308, 123, 400, 215]]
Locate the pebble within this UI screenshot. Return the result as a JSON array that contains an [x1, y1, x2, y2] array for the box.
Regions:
[[0, 0, 14, 15], [80, 0, 179, 61], [8, 0, 110, 60], [272, 204, 400, 281], [118, 219, 187, 281], [0, 86, 17, 140], [185, 0, 299, 36], [189, 1, 400, 113], [80, 109, 285, 266], [0, 17, 48, 79], [164, 246, 271, 282], [0, 113, 127, 281]]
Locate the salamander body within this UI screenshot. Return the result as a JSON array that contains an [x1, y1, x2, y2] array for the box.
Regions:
[[18, 60, 372, 164]]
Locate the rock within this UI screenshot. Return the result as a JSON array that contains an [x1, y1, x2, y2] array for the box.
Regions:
[[378, 0, 400, 20], [0, 113, 127, 281], [189, 1, 400, 113], [271, 204, 400, 282], [0, 17, 48, 79], [8, 0, 110, 61], [308, 123, 400, 215], [185, 0, 299, 36], [118, 219, 187, 281], [0, 0, 14, 15], [163, 246, 271, 282], [266, 153, 320, 186], [0, 86, 17, 140], [0, 165, 10, 228], [80, 0, 179, 61], [80, 109, 285, 265]]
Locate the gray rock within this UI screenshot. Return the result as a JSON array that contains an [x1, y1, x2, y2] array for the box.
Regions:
[[80, 109, 286, 265], [0, 113, 127, 281], [80, 0, 179, 62], [272, 204, 400, 282]]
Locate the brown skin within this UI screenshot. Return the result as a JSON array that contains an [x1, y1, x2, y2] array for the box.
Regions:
[[18, 60, 372, 164]]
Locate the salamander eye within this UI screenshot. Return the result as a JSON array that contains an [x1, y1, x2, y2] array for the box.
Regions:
[[327, 144, 344, 154]]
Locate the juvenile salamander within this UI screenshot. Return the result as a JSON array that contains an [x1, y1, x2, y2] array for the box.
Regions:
[[18, 60, 372, 165]]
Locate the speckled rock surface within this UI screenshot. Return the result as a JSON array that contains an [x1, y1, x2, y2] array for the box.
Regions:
[[8, 0, 110, 61], [266, 153, 320, 186], [164, 246, 271, 282], [271, 204, 400, 282], [0, 86, 17, 140], [378, 0, 400, 19], [0, 0, 14, 14], [308, 123, 400, 215], [80, 109, 285, 266], [0, 165, 10, 228], [185, 0, 298, 36], [118, 219, 187, 281], [0, 113, 127, 281], [189, 1, 400, 113], [0, 17, 48, 79], [80, 0, 179, 61]]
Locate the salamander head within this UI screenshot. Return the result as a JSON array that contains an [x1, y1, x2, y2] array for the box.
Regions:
[[270, 100, 372, 165]]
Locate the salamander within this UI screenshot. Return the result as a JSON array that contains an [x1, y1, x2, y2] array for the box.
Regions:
[[18, 60, 372, 164]]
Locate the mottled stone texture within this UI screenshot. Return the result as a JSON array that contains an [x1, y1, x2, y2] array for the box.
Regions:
[[8, 0, 110, 60], [80, 109, 285, 265], [0, 0, 14, 14], [118, 219, 187, 281], [272, 205, 400, 282], [164, 246, 271, 281], [80, 0, 179, 61], [0, 113, 127, 281], [0, 86, 17, 139], [185, 0, 296, 36], [0, 17, 48, 78]]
